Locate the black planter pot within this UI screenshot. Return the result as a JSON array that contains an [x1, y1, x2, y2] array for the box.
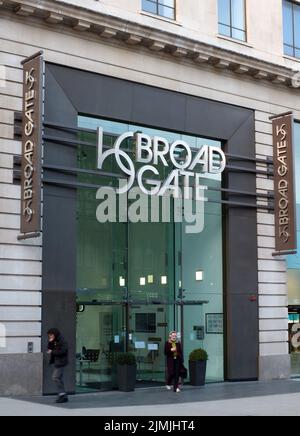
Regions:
[[111, 363, 118, 389], [189, 360, 207, 386], [117, 364, 137, 392]]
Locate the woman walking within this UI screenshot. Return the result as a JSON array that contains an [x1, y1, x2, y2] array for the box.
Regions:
[[164, 331, 184, 393]]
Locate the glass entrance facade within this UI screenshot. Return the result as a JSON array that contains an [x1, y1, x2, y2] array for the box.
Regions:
[[75, 116, 224, 391]]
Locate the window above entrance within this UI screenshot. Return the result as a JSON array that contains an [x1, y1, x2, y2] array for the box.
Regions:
[[142, 0, 176, 20], [218, 0, 246, 42]]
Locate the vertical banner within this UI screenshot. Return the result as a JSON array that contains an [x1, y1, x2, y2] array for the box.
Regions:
[[271, 112, 297, 256], [19, 52, 43, 237]]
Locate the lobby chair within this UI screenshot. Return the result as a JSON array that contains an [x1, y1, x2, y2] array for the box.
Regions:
[[84, 349, 101, 373], [84, 349, 100, 363], [77, 349, 100, 385]]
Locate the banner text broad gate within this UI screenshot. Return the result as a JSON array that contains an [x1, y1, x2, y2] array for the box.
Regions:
[[271, 112, 297, 255], [19, 52, 43, 238]]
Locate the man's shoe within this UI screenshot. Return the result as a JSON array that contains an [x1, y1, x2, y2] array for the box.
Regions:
[[56, 395, 69, 404], [165, 385, 172, 390], [176, 388, 181, 393]]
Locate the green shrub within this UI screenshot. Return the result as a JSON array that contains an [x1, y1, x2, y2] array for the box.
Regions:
[[106, 352, 118, 367], [189, 348, 208, 362], [116, 352, 136, 366]]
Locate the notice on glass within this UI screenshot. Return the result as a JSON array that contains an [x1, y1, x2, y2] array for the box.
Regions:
[[148, 343, 158, 351], [135, 341, 146, 349], [114, 335, 120, 344]]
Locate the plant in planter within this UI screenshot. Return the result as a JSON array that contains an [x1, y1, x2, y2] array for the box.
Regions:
[[106, 352, 119, 389], [116, 352, 137, 392], [189, 348, 208, 386]]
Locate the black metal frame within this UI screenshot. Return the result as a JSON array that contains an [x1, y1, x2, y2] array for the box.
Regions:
[[40, 121, 274, 211]]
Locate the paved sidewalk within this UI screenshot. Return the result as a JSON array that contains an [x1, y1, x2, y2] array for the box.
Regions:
[[1, 379, 300, 416]]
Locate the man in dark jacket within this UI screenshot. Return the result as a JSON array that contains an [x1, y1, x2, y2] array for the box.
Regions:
[[47, 328, 69, 403]]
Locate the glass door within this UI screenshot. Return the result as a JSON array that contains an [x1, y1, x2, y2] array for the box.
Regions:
[[127, 208, 175, 384], [76, 303, 125, 391], [128, 304, 173, 383]]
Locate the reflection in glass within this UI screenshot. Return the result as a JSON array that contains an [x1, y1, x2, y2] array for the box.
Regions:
[[158, 5, 174, 20], [142, 0, 156, 15], [218, 0, 230, 25], [283, 0, 294, 47], [231, 0, 245, 30], [219, 24, 231, 37]]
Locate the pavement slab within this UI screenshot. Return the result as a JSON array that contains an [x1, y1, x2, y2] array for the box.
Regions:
[[1, 380, 300, 416]]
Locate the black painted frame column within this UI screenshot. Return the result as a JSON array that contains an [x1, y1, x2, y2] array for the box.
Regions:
[[223, 113, 258, 381], [42, 63, 258, 394]]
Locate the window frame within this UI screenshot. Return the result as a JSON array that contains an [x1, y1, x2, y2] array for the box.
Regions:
[[283, 0, 300, 59], [141, 0, 176, 21], [218, 0, 247, 42]]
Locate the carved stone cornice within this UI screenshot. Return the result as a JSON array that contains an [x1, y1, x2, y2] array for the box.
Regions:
[[0, 0, 299, 88]]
